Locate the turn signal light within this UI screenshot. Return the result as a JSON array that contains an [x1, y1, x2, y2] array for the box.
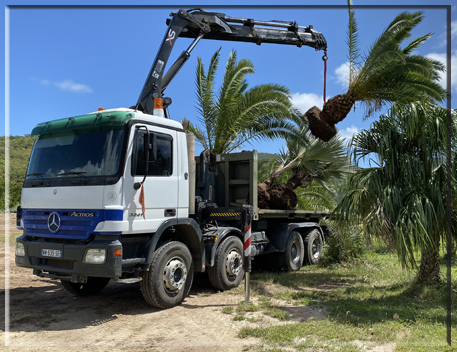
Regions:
[[153, 98, 163, 109], [114, 249, 123, 256]]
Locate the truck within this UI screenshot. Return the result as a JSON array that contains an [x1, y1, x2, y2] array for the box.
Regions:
[[15, 8, 330, 309]]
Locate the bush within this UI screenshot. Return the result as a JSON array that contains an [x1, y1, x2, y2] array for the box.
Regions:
[[320, 223, 365, 266]]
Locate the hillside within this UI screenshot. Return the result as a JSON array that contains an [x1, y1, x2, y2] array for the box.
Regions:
[[0, 135, 35, 210]]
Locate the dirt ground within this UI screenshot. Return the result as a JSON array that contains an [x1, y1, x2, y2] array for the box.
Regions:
[[1, 214, 326, 352]]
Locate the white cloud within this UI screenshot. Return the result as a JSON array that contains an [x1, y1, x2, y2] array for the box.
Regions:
[[291, 92, 324, 113], [339, 125, 359, 141], [426, 52, 457, 93], [40, 79, 51, 86], [54, 80, 93, 93], [452, 20, 457, 40], [438, 20, 457, 48], [334, 61, 350, 90]]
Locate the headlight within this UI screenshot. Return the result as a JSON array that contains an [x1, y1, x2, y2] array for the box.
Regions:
[[16, 242, 25, 256], [84, 248, 106, 264]]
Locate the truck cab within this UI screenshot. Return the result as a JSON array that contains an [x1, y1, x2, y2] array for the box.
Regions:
[[16, 108, 204, 307]]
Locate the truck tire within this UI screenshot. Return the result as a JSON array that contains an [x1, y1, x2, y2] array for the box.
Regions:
[[60, 277, 110, 296], [208, 236, 245, 291], [304, 229, 323, 265], [276, 231, 304, 271], [140, 241, 193, 309]]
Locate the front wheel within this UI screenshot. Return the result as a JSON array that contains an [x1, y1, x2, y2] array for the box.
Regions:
[[140, 241, 194, 309], [60, 277, 110, 296], [304, 229, 323, 265], [208, 236, 245, 291]]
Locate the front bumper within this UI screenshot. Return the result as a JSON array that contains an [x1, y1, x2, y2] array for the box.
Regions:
[[15, 235, 123, 282]]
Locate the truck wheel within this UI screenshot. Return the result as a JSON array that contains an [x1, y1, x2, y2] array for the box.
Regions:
[[140, 241, 193, 309], [276, 231, 304, 271], [208, 236, 245, 291], [304, 229, 323, 265], [60, 277, 110, 296]]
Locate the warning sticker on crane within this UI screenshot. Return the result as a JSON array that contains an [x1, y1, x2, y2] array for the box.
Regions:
[[152, 60, 165, 79]]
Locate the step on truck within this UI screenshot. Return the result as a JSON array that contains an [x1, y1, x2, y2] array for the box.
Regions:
[[15, 8, 330, 308]]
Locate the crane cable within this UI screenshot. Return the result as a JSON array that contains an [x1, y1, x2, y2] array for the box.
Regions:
[[322, 50, 331, 124]]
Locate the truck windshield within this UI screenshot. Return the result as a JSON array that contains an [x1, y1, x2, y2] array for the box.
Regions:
[[26, 128, 125, 179]]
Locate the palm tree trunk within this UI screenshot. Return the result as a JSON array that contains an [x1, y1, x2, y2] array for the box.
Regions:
[[257, 171, 313, 210], [418, 233, 441, 283], [305, 92, 354, 142], [322, 92, 355, 124]]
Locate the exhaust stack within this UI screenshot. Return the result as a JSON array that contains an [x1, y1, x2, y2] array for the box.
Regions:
[[186, 133, 196, 215]]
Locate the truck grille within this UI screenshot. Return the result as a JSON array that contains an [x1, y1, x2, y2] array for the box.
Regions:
[[22, 209, 102, 240]]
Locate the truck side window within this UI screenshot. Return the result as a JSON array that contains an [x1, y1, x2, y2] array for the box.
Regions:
[[132, 130, 173, 176]]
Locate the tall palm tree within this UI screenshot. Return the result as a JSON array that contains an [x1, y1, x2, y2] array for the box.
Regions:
[[186, 48, 298, 154], [307, 1, 447, 141], [337, 102, 456, 282]]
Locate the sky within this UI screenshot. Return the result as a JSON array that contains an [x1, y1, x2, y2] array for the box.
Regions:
[[2, 0, 456, 156]]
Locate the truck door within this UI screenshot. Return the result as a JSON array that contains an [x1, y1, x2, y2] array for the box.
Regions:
[[123, 125, 178, 233]]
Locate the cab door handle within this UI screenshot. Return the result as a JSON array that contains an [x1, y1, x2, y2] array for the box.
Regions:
[[165, 209, 176, 217]]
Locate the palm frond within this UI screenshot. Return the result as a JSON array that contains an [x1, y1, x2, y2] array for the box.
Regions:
[[347, 0, 360, 83]]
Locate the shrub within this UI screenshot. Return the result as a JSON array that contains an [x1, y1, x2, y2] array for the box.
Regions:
[[320, 222, 365, 266]]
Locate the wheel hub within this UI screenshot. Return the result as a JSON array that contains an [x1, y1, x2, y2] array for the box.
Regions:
[[225, 250, 242, 277], [312, 238, 322, 259], [163, 258, 187, 291], [291, 242, 300, 264]]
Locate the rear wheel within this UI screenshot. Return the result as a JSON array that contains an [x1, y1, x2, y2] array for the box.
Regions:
[[208, 236, 245, 291], [60, 277, 110, 296], [140, 241, 194, 309], [304, 229, 323, 265], [276, 231, 304, 271]]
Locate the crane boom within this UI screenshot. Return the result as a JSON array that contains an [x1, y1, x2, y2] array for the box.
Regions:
[[136, 8, 327, 115]]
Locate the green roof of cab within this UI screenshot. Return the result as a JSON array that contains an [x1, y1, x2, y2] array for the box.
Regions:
[[31, 111, 135, 137]]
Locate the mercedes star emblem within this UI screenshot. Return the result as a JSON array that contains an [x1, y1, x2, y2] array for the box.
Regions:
[[47, 212, 61, 233]]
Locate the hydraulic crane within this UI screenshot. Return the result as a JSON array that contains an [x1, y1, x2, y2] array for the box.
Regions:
[[135, 8, 327, 116]]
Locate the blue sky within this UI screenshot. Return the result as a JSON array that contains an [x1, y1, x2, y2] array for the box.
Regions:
[[3, 1, 456, 155]]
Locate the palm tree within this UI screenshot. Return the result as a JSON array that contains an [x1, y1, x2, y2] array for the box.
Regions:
[[186, 48, 298, 154], [307, 1, 447, 142], [336, 102, 456, 282], [258, 117, 352, 210]]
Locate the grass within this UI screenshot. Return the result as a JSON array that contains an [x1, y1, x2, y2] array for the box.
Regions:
[[0, 231, 22, 243], [238, 248, 457, 351]]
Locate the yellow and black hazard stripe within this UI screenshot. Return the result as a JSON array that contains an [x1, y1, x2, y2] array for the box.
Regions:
[[209, 212, 241, 217]]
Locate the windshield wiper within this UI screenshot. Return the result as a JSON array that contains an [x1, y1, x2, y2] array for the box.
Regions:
[[26, 173, 50, 186], [57, 171, 96, 184], [57, 171, 87, 176]]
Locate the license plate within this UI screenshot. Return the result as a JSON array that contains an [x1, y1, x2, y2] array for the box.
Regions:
[[41, 249, 62, 258]]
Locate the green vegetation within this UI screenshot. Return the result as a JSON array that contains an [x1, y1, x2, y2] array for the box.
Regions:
[[0, 135, 35, 211], [186, 47, 298, 154], [320, 224, 365, 266], [238, 246, 456, 351], [221, 306, 234, 314], [337, 103, 456, 283], [258, 121, 352, 210], [307, 1, 447, 141]]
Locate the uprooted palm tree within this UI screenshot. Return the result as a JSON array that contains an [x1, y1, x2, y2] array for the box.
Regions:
[[307, 1, 446, 142], [186, 48, 298, 154], [258, 116, 352, 210], [336, 102, 456, 283]]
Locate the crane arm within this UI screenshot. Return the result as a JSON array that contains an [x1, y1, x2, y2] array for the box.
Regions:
[[136, 9, 327, 115]]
